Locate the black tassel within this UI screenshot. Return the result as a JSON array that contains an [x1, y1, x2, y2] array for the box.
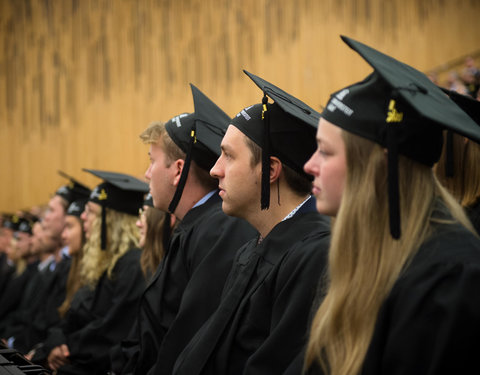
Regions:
[[387, 123, 401, 239], [101, 205, 107, 250], [168, 124, 196, 214], [445, 130, 454, 177], [261, 94, 270, 210], [162, 213, 172, 251]]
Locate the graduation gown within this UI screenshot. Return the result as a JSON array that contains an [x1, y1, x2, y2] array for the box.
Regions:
[[45, 248, 145, 375], [14, 257, 71, 353], [303, 204, 480, 375], [0, 261, 39, 338], [173, 196, 330, 375], [124, 192, 256, 375], [466, 199, 480, 235]]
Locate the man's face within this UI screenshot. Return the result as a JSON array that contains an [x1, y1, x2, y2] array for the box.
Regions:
[[144, 143, 178, 212], [30, 222, 44, 255], [210, 125, 261, 220], [43, 195, 67, 239]]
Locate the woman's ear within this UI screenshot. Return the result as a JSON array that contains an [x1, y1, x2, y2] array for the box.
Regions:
[[269, 156, 282, 184], [172, 159, 185, 187]]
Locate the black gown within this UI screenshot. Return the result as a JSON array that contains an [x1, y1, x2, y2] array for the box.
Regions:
[[301, 204, 480, 375], [120, 192, 256, 375], [173, 196, 330, 375], [15, 256, 71, 354], [43, 248, 145, 375]]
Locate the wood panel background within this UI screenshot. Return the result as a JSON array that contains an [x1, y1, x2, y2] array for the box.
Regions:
[[1, 0, 479, 212]]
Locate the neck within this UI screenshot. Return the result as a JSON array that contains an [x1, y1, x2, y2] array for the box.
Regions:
[[173, 181, 213, 220], [248, 188, 310, 238]]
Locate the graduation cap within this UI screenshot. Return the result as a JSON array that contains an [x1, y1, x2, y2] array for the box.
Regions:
[[439, 88, 480, 177], [144, 193, 154, 208], [17, 218, 33, 235], [165, 84, 231, 213], [83, 169, 149, 249], [231, 70, 320, 209], [321, 35, 480, 238], [66, 198, 89, 218], [2, 214, 20, 231], [55, 171, 92, 205]]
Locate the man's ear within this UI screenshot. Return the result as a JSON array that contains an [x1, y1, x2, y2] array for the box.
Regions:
[[172, 159, 185, 187], [269, 156, 282, 184]]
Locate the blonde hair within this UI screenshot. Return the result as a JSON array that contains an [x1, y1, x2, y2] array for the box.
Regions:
[[305, 131, 474, 375], [80, 208, 140, 287], [436, 131, 480, 207], [140, 121, 185, 164], [140, 120, 217, 191], [140, 208, 173, 279]]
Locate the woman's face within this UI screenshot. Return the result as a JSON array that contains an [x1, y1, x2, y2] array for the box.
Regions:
[[80, 202, 101, 240], [136, 205, 149, 248], [62, 216, 83, 255], [304, 118, 347, 217]]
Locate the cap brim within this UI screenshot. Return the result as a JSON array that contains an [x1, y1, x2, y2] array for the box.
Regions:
[[83, 169, 149, 192]]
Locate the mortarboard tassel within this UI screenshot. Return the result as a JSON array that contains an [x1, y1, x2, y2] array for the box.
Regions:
[[163, 213, 172, 251], [386, 103, 401, 240], [168, 124, 197, 214], [445, 130, 454, 177], [261, 94, 271, 210], [101, 205, 107, 250]]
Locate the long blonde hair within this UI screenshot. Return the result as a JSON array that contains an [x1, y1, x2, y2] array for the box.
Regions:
[[436, 131, 480, 207], [305, 131, 473, 375], [81, 208, 140, 287]]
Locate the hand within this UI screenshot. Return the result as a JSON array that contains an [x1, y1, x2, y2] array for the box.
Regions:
[[47, 344, 70, 370]]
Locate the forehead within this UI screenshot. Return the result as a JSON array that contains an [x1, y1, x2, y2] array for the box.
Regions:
[[223, 125, 250, 149]]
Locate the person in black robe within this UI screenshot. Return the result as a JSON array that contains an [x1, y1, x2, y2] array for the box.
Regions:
[[301, 36, 480, 375], [44, 170, 148, 375], [435, 90, 480, 234], [116, 85, 256, 375], [173, 72, 330, 375]]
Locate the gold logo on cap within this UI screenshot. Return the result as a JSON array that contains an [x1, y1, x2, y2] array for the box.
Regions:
[[68, 181, 74, 188], [98, 189, 108, 200], [386, 99, 403, 123]]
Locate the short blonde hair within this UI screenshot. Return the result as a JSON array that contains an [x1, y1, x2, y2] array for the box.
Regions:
[[140, 121, 185, 165]]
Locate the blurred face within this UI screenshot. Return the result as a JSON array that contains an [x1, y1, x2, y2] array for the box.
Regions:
[[0, 228, 13, 253], [304, 118, 347, 216], [210, 125, 261, 220], [136, 205, 149, 248], [144, 143, 178, 211], [43, 195, 67, 239], [15, 232, 32, 258], [80, 202, 101, 239], [30, 222, 43, 255], [61, 216, 83, 255]]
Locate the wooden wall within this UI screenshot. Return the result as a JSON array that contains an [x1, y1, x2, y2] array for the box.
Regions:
[[1, 0, 479, 212]]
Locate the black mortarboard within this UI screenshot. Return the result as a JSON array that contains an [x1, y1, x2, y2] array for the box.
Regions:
[[83, 169, 149, 250], [66, 198, 89, 218], [231, 70, 320, 209], [55, 171, 92, 205], [144, 193, 154, 208], [17, 218, 33, 235], [3, 214, 19, 231], [165, 84, 230, 213], [440, 88, 480, 177], [321, 35, 480, 238]]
